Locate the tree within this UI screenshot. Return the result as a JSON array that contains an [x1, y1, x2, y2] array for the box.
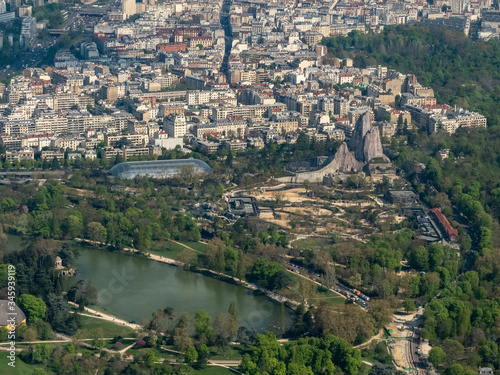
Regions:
[[194, 310, 212, 339], [185, 346, 198, 364], [349, 273, 362, 289], [197, 344, 210, 368], [204, 238, 226, 273], [87, 222, 107, 244], [428, 346, 446, 367], [236, 250, 247, 280], [368, 300, 392, 329], [213, 313, 238, 349], [250, 258, 286, 290], [22, 327, 37, 342], [177, 248, 198, 268], [226, 150, 233, 167], [65, 342, 75, 353], [272, 190, 286, 207], [66, 214, 83, 239], [45, 294, 78, 335], [321, 266, 337, 289], [91, 327, 105, 349], [143, 350, 158, 367], [410, 246, 429, 270], [173, 326, 192, 352], [18, 294, 46, 323], [50, 157, 60, 170], [32, 343, 52, 364], [403, 298, 416, 313]]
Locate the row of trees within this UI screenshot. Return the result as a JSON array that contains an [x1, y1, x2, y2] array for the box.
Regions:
[[241, 332, 362, 375], [144, 304, 240, 353]]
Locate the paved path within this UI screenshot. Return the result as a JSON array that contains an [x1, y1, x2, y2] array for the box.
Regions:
[[208, 360, 242, 373], [68, 301, 141, 330], [119, 342, 137, 357]]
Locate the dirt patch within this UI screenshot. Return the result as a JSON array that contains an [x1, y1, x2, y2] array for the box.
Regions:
[[69, 188, 95, 198], [282, 207, 333, 216], [252, 188, 328, 204], [258, 210, 291, 229]]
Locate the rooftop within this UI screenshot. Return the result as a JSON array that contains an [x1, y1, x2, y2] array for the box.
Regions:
[[110, 159, 212, 179]]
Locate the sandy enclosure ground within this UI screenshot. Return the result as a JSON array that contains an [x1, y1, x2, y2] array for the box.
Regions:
[[282, 206, 333, 216], [252, 188, 324, 203]]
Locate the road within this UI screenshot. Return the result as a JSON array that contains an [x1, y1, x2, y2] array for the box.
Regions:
[[285, 262, 369, 308], [386, 310, 428, 374], [219, 0, 233, 81]]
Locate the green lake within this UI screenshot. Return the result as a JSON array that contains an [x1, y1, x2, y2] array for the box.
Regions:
[[69, 247, 292, 331]]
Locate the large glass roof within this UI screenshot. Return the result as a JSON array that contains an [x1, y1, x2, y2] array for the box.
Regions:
[[110, 159, 212, 179]]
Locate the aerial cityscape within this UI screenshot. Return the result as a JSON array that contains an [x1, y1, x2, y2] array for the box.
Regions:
[[0, 0, 499, 373]]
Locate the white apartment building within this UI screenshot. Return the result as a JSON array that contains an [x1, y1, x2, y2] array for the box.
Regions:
[[164, 114, 187, 138]]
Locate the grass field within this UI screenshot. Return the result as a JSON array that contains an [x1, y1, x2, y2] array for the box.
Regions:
[[78, 315, 136, 338], [0, 354, 38, 375], [209, 346, 244, 361], [309, 295, 346, 305], [176, 241, 207, 253], [149, 240, 206, 260]]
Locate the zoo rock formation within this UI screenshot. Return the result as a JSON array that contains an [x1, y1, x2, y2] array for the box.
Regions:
[[329, 142, 363, 173], [281, 111, 390, 182]]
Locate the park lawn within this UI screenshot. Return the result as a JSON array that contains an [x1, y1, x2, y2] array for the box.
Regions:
[[192, 366, 238, 375], [0, 354, 39, 375], [209, 346, 244, 360], [165, 240, 200, 254], [309, 295, 346, 306], [77, 315, 136, 338], [149, 240, 200, 260], [176, 241, 207, 253]]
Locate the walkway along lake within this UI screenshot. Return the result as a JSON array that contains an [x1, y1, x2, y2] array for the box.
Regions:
[[68, 246, 292, 332]]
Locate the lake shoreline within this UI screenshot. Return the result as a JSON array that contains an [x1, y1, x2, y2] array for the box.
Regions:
[[6, 233, 296, 328], [73, 238, 299, 311]]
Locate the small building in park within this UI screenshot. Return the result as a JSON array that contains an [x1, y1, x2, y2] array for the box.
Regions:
[[0, 300, 26, 329]]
